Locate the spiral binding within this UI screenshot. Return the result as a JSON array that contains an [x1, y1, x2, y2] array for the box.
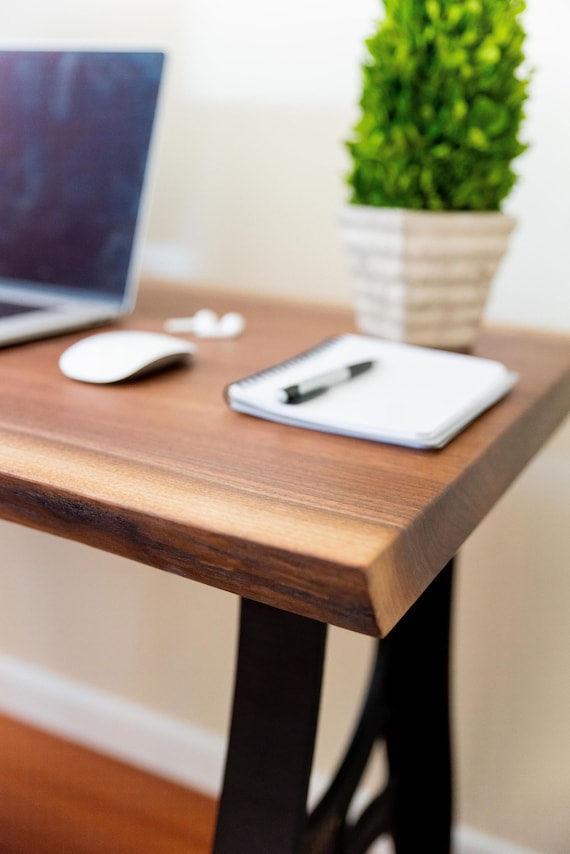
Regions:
[[235, 336, 342, 388]]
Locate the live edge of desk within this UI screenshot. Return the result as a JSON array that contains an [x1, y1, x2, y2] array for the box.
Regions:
[[0, 283, 568, 638]]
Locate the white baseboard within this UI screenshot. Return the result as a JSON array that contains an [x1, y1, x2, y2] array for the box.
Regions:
[[454, 827, 542, 854], [0, 653, 542, 854], [364, 821, 543, 854], [0, 652, 225, 794]]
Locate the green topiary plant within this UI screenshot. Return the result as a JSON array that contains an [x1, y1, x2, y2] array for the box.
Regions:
[[346, 0, 530, 211]]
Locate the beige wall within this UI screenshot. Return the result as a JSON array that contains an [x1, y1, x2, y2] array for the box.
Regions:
[[0, 2, 569, 852]]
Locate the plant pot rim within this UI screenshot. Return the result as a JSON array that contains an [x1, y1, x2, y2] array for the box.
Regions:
[[340, 204, 517, 234], [343, 203, 514, 218]]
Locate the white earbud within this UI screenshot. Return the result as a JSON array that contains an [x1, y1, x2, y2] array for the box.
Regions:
[[164, 309, 245, 339], [192, 308, 220, 337], [218, 312, 245, 337]]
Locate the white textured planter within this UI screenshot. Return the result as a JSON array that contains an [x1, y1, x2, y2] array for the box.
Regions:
[[339, 206, 516, 350]]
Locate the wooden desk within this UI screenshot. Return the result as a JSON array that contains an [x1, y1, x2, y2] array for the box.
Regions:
[[1, 281, 569, 853]]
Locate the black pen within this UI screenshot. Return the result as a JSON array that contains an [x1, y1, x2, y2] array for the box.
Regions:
[[277, 360, 375, 404]]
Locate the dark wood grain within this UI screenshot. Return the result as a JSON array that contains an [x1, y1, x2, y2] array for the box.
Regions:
[[0, 280, 569, 635]]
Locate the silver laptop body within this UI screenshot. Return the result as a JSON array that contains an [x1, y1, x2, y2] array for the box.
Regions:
[[0, 49, 164, 346]]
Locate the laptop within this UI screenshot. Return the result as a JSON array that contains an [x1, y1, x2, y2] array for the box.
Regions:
[[0, 48, 165, 347]]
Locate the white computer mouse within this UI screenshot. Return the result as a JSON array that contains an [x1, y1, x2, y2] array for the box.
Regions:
[[59, 330, 196, 384]]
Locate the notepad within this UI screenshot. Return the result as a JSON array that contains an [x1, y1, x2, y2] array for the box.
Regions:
[[225, 334, 518, 449]]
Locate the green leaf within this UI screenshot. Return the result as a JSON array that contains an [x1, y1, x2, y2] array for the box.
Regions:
[[477, 41, 501, 65], [467, 127, 488, 149], [426, 1, 441, 21]]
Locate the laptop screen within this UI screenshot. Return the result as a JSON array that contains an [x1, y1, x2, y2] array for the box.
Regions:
[[0, 50, 164, 302]]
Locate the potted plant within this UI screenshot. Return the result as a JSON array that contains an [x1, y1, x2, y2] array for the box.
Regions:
[[339, 0, 530, 349]]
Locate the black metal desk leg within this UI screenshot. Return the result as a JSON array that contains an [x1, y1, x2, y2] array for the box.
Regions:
[[299, 562, 454, 854], [382, 559, 454, 854], [213, 598, 328, 854]]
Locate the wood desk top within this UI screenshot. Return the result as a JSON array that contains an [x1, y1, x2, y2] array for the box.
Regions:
[[0, 281, 569, 636]]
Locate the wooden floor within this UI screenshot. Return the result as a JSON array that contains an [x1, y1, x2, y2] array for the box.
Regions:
[[0, 713, 218, 853]]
